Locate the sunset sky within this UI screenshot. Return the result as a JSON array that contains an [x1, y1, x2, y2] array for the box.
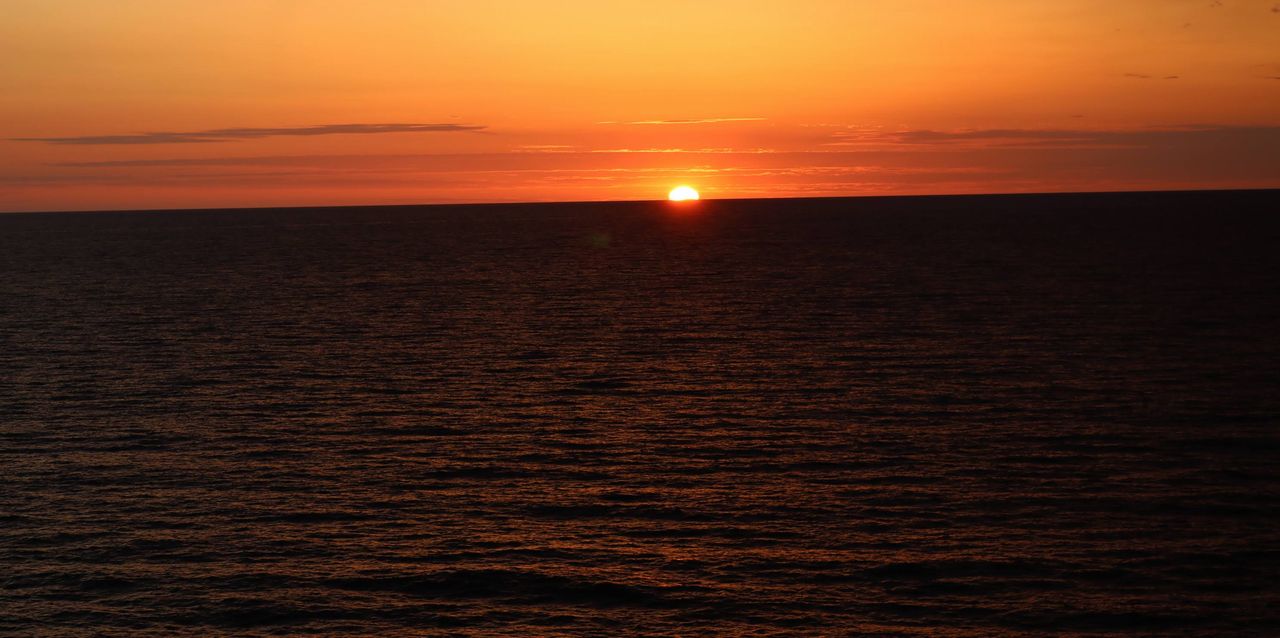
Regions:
[[3, 0, 1278, 212]]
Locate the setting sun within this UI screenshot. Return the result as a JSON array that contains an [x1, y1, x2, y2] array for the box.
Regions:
[[668, 186, 700, 202]]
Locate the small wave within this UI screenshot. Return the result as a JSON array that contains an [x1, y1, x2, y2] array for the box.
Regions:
[[325, 569, 704, 609]]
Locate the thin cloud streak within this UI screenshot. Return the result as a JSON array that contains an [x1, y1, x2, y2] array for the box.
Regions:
[[13, 123, 486, 145], [825, 125, 1280, 150], [588, 147, 773, 154], [598, 118, 766, 125]]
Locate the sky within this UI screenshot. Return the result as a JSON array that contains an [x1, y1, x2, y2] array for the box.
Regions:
[[2, 0, 1278, 212]]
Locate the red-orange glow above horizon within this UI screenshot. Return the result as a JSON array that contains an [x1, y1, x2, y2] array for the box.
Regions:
[[2, 0, 1279, 212]]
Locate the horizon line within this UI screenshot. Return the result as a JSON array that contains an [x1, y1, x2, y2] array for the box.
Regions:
[[2, 186, 1277, 216]]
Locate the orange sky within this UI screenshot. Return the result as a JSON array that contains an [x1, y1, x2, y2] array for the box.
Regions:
[[3, 0, 1278, 212]]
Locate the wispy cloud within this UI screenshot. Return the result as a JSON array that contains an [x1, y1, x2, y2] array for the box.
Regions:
[[823, 125, 1278, 150], [1124, 73, 1180, 80], [12, 123, 486, 145], [892, 128, 1124, 147], [598, 117, 766, 125], [513, 144, 576, 153]]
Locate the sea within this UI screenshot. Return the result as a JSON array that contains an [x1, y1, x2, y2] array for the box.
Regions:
[[2, 190, 1278, 636]]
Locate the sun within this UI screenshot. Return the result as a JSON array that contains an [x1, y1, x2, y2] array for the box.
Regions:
[[668, 185, 700, 201]]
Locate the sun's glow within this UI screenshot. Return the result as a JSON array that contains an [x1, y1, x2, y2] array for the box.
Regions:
[[668, 186, 700, 201]]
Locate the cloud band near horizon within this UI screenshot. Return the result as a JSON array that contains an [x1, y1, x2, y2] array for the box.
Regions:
[[12, 123, 486, 145]]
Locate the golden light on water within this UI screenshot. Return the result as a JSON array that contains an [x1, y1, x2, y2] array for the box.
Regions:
[[668, 186, 700, 202]]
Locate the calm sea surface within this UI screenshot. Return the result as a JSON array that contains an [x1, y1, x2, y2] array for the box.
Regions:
[[2, 191, 1278, 636]]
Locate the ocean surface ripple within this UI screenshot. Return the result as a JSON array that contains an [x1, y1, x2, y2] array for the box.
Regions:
[[2, 191, 1278, 636]]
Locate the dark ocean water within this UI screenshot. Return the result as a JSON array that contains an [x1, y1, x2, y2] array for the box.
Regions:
[[2, 190, 1279, 636]]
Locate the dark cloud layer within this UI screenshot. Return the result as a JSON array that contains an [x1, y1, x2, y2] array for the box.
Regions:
[[52, 125, 1280, 167], [13, 123, 485, 145]]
